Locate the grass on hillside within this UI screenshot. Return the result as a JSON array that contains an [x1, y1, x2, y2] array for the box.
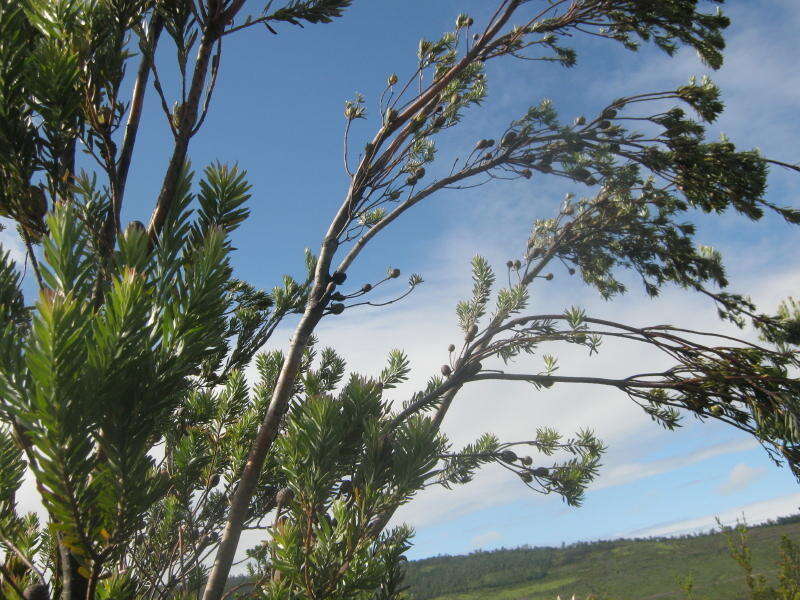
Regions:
[[402, 515, 800, 600]]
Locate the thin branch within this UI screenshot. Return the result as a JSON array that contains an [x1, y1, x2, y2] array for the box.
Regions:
[[21, 229, 44, 289], [469, 372, 684, 389], [116, 13, 165, 213]]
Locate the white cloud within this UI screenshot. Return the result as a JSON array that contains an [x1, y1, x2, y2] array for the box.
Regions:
[[717, 463, 767, 496], [0, 217, 27, 268], [470, 530, 502, 550], [623, 492, 800, 539]]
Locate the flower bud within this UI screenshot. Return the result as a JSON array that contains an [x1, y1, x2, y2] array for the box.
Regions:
[[331, 271, 347, 285], [709, 404, 724, 416], [388, 73, 398, 86], [361, 283, 372, 293], [448, 344, 456, 352], [466, 324, 478, 341], [521, 456, 533, 466], [513, 259, 522, 270], [544, 273, 554, 281], [441, 364, 452, 376], [388, 268, 401, 279], [506, 260, 514, 268]]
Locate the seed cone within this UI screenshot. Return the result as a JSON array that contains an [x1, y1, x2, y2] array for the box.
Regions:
[[500, 131, 518, 147], [500, 450, 517, 463], [126, 220, 146, 235], [275, 487, 294, 508]]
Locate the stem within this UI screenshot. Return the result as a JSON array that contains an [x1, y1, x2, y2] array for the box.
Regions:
[[59, 545, 88, 600], [201, 307, 324, 600], [146, 4, 224, 243]]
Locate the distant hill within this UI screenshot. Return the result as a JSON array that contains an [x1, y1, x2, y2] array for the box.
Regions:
[[402, 514, 800, 600]]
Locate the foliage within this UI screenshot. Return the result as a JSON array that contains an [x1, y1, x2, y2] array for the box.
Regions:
[[0, 1, 799, 600], [716, 519, 800, 600]]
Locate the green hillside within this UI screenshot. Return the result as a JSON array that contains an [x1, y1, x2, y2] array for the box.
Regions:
[[403, 515, 800, 600]]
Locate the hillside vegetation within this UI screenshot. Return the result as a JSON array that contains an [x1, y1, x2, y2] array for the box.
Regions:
[[403, 515, 800, 600]]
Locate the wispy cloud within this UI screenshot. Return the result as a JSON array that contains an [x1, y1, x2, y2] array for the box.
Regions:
[[716, 463, 767, 496], [598, 439, 759, 492], [623, 492, 800, 539]]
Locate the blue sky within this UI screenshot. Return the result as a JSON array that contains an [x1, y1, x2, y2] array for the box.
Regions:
[[2, 0, 800, 562]]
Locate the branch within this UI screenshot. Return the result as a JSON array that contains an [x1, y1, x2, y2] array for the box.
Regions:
[[470, 372, 685, 389], [116, 14, 165, 218], [146, 1, 235, 244]]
